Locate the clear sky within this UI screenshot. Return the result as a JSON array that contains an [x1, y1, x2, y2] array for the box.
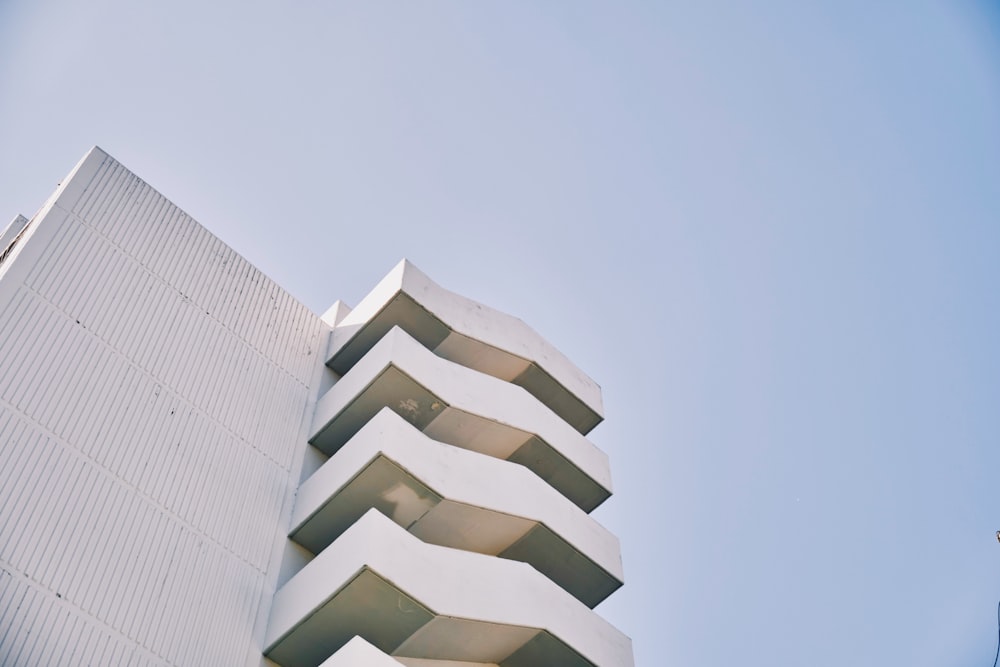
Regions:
[[2, 2, 999, 665]]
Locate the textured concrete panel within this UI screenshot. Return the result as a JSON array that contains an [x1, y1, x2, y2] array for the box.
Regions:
[[0, 147, 323, 667]]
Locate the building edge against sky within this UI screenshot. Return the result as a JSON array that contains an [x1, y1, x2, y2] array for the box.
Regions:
[[0, 147, 634, 666]]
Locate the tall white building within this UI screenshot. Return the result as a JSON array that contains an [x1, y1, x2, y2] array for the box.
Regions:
[[0, 148, 633, 667]]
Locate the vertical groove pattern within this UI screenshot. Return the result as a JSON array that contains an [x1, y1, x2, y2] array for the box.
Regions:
[[0, 151, 323, 666]]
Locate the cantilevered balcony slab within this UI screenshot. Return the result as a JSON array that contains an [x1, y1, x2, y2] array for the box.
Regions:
[[293, 409, 623, 607], [320, 637, 499, 667], [396, 659, 499, 667], [265, 510, 634, 667], [310, 326, 612, 512], [319, 637, 406, 666], [326, 260, 604, 435]]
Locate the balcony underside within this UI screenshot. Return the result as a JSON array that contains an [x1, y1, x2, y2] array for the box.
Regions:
[[265, 511, 633, 667], [326, 260, 603, 435], [310, 327, 611, 512], [293, 409, 623, 607]]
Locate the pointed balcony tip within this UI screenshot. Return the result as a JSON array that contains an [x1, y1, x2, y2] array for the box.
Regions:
[[321, 300, 353, 328], [317, 636, 404, 666]]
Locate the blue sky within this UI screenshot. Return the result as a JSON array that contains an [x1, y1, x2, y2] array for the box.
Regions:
[[2, 2, 999, 665]]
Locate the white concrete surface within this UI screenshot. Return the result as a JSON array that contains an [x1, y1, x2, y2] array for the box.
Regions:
[[0, 147, 324, 667], [317, 638, 500, 667], [292, 408, 623, 607], [311, 326, 612, 511], [395, 660, 499, 667], [327, 259, 604, 434], [320, 300, 353, 328], [317, 636, 405, 666], [265, 510, 634, 667]]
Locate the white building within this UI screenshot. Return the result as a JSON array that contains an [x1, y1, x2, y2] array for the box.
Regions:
[[0, 147, 633, 667]]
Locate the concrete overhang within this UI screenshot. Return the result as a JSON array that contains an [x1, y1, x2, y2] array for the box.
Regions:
[[321, 636, 504, 667], [318, 637, 407, 666], [293, 409, 623, 608], [265, 510, 634, 667], [310, 327, 612, 512], [326, 260, 604, 435]]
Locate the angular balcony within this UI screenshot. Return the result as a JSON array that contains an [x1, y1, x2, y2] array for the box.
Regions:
[[326, 260, 604, 435], [264, 510, 634, 667], [317, 637, 405, 666], [310, 327, 612, 512], [293, 408, 623, 608]]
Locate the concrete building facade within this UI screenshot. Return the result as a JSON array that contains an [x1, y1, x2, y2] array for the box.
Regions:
[[0, 148, 633, 667]]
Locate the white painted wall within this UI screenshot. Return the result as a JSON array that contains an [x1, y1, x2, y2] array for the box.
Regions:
[[0, 148, 324, 667]]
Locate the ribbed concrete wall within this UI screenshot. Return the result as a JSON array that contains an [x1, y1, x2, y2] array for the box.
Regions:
[[0, 148, 324, 666]]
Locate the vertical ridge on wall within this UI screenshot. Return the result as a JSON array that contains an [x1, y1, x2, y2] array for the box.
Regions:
[[67, 154, 319, 384], [1, 566, 168, 666], [0, 149, 325, 666]]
